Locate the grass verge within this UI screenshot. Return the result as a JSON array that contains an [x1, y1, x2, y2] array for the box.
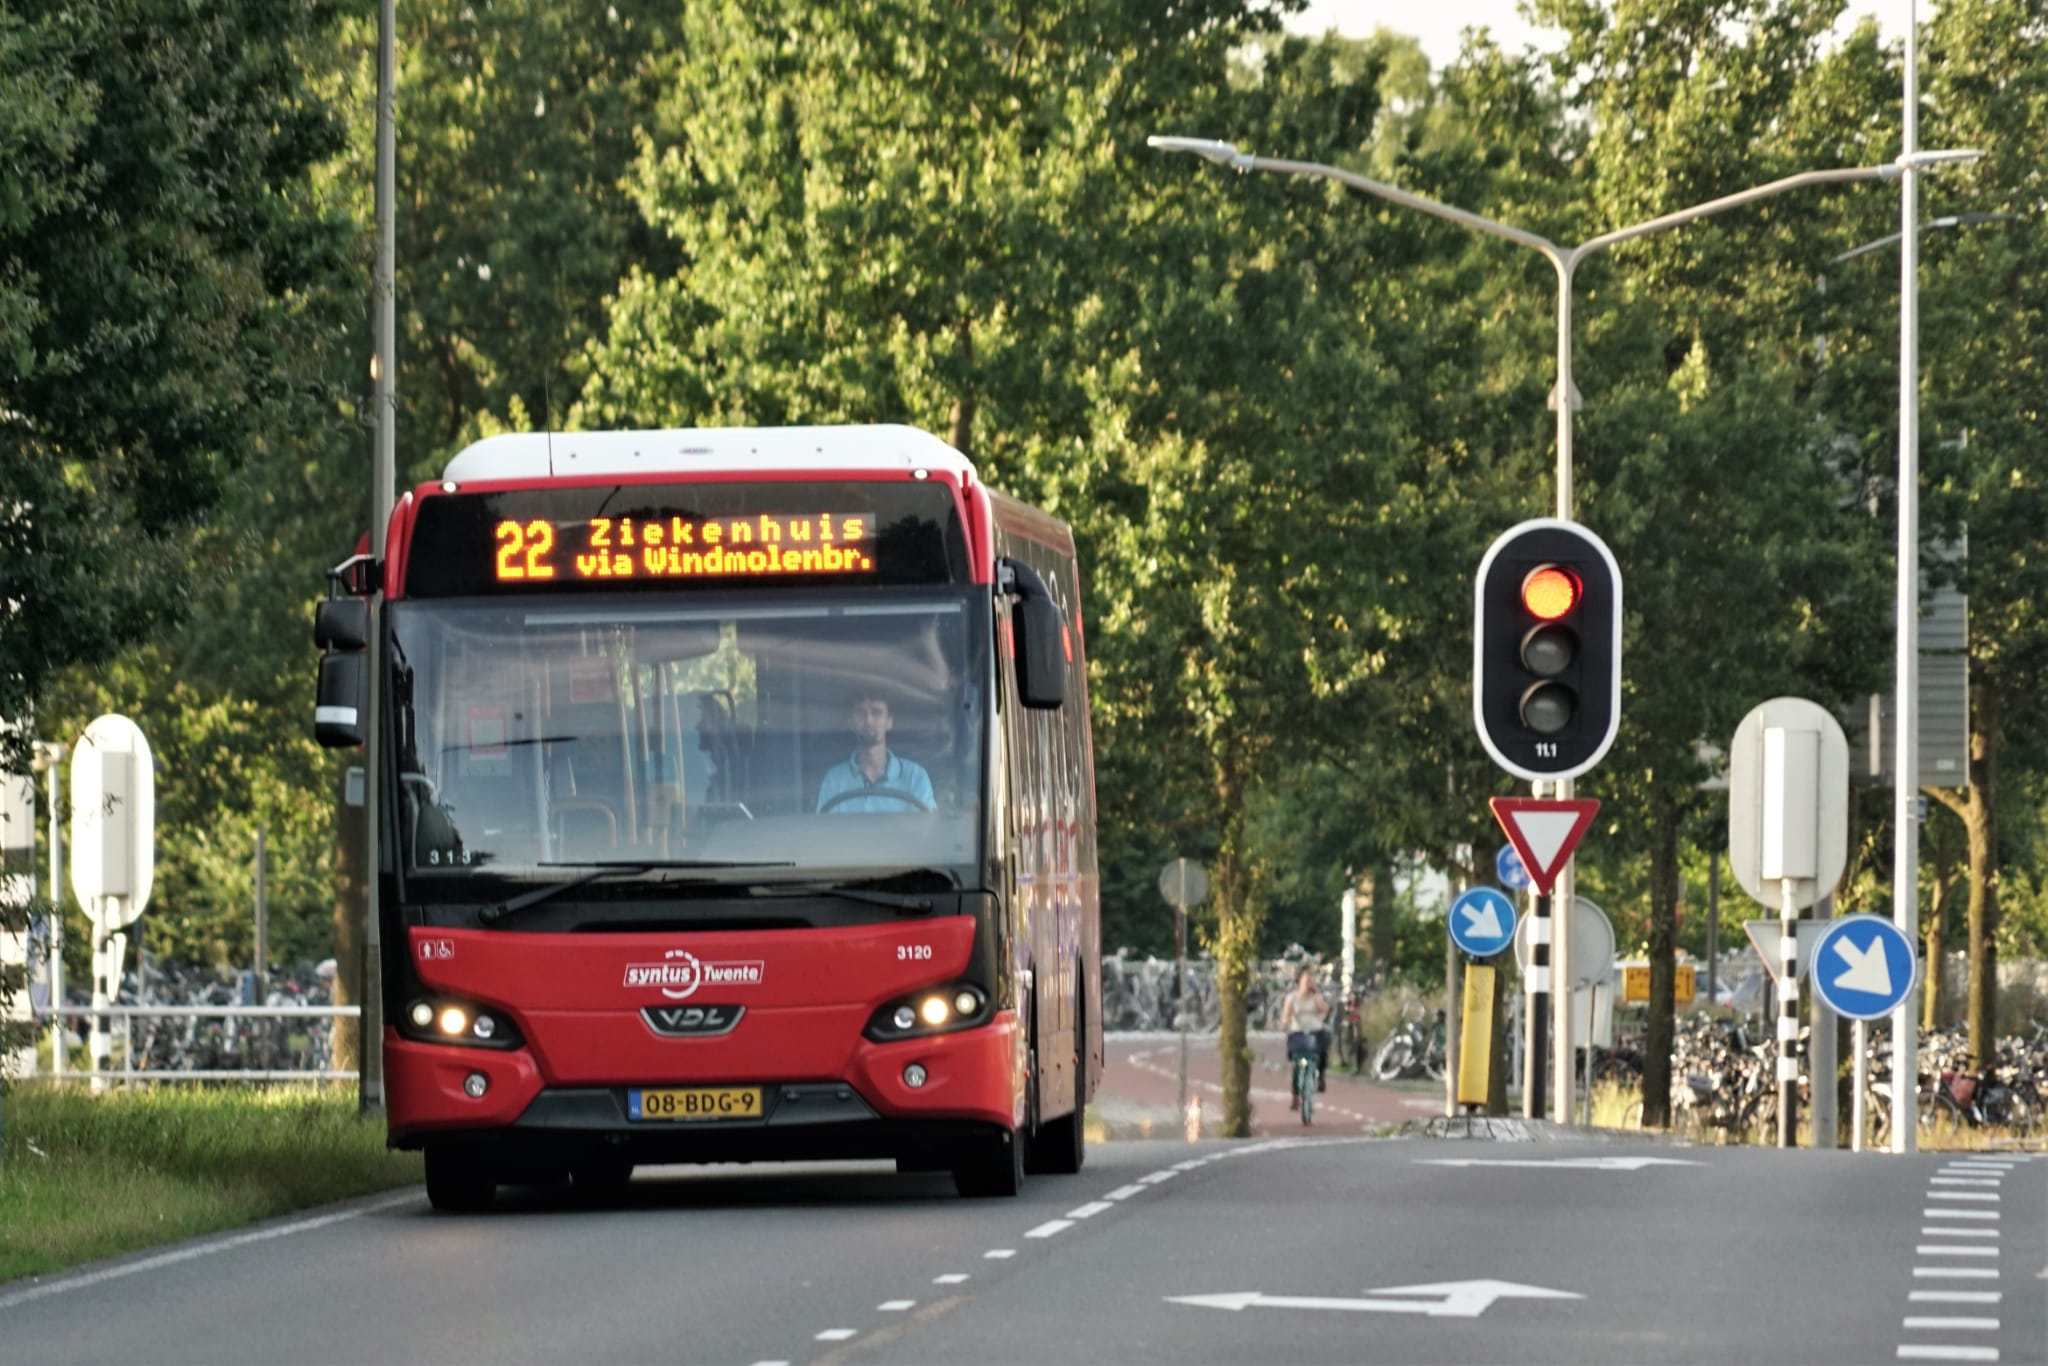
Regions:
[[1587, 1079, 2045, 1151], [0, 1082, 421, 1285]]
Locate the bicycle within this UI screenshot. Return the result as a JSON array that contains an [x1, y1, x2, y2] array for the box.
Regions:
[[1288, 1030, 1320, 1126]]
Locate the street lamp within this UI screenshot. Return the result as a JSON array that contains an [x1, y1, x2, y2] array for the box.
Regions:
[[1831, 211, 2020, 265], [1145, 136, 1974, 523], [1149, 132, 1982, 1128]]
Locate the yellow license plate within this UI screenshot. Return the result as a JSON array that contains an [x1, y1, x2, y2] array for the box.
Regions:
[[628, 1086, 763, 1122]]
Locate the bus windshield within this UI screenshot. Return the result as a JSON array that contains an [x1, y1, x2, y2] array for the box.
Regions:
[[387, 589, 988, 889]]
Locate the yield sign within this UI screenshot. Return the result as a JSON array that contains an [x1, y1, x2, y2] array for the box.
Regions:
[[1488, 798, 1599, 896]]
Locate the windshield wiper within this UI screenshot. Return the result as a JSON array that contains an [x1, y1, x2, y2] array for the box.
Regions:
[[745, 869, 961, 915], [479, 860, 793, 925]]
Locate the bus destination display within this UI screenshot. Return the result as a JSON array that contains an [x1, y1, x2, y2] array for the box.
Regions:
[[402, 481, 970, 596], [495, 512, 875, 584]]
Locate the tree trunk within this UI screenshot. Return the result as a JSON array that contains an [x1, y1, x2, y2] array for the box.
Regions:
[[1369, 860, 1397, 975], [1931, 685, 2002, 1068], [332, 765, 365, 1076], [1207, 755, 1258, 1137], [1962, 691, 2000, 1067], [1923, 809, 1957, 1031], [1640, 795, 1680, 1129]]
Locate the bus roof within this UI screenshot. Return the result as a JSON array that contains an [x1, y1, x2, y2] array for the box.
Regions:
[[441, 424, 977, 484]]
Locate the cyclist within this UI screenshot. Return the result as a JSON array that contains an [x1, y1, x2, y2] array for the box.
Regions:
[[1278, 966, 1331, 1109]]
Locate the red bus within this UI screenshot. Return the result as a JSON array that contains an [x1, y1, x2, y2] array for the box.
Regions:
[[313, 425, 1101, 1209]]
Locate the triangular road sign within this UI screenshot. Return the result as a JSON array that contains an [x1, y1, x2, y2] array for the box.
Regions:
[[1742, 919, 1829, 983], [1488, 797, 1600, 896]]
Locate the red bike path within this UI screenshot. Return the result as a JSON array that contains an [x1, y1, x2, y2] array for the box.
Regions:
[[1093, 1031, 1443, 1139]]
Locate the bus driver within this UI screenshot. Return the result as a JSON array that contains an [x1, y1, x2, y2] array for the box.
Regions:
[[816, 691, 935, 813]]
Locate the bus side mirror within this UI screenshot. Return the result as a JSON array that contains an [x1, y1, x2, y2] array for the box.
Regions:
[[1000, 558, 1066, 711], [314, 598, 370, 651], [315, 650, 367, 748]]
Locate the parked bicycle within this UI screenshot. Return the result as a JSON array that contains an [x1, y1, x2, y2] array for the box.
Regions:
[[1371, 1007, 1446, 1082]]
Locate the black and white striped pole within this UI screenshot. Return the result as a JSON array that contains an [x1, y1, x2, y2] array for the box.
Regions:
[[1728, 699, 1848, 1152], [1527, 888, 1549, 1122], [1778, 876, 1800, 1148]]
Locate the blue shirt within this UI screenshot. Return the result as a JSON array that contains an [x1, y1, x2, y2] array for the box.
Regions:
[[816, 751, 935, 813]]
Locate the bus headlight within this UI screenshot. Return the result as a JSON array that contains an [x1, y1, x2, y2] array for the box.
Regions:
[[400, 996, 522, 1050], [866, 984, 988, 1041]]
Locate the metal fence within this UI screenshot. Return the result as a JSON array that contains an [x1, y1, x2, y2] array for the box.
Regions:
[[39, 1003, 360, 1084]]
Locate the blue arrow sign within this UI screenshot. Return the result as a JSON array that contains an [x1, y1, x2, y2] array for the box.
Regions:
[[1448, 887, 1518, 959], [1810, 915, 1917, 1020], [1495, 844, 1531, 891]]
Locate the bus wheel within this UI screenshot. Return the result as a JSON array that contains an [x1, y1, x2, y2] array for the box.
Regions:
[[1027, 991, 1086, 1176], [570, 1154, 634, 1196], [952, 1129, 1025, 1198], [424, 1145, 496, 1213]]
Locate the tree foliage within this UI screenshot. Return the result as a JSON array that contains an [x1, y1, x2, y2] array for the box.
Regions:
[[9, 0, 2048, 1123], [0, 0, 356, 754]]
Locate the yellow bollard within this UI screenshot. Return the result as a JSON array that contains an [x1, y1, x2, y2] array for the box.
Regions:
[[1458, 965, 1496, 1110]]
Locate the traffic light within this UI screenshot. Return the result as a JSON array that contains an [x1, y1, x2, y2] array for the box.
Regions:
[[1473, 518, 1621, 781]]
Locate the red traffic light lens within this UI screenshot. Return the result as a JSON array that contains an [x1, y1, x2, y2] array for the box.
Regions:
[[1521, 566, 1579, 621]]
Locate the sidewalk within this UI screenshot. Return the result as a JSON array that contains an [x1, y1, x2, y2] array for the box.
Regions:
[[1093, 1031, 1443, 1140]]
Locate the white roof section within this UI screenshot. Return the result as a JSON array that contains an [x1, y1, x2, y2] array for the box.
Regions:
[[441, 424, 977, 484]]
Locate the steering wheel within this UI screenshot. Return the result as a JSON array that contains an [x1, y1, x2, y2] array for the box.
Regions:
[[820, 786, 934, 814]]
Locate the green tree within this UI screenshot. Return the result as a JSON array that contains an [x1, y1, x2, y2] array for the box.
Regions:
[[0, 0, 355, 751]]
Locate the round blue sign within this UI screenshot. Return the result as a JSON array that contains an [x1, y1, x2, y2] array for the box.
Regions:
[[1810, 915, 1917, 1021], [1448, 887, 1519, 959], [1495, 843, 1531, 891]]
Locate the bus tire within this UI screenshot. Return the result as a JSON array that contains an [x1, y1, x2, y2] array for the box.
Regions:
[[570, 1154, 634, 1196], [424, 1144, 496, 1213], [953, 1128, 1025, 1198], [1028, 987, 1087, 1176]]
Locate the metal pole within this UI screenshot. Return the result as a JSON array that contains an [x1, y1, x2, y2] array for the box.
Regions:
[[45, 748, 64, 1080], [1175, 900, 1187, 1121], [1890, 0, 1922, 1158], [1444, 871, 1462, 1118], [361, 0, 397, 1115], [1554, 797, 1574, 1125], [253, 825, 268, 998], [1340, 887, 1357, 1008], [1809, 898, 1837, 1149], [1706, 851, 1720, 1011], [1851, 1019, 1868, 1153], [1778, 878, 1799, 1147], [1525, 889, 1550, 1121]]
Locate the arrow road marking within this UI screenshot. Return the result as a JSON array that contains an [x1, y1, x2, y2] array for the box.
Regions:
[[1462, 901, 1505, 940], [1832, 934, 1893, 996], [1168, 1279, 1582, 1319], [1415, 1156, 1704, 1170]]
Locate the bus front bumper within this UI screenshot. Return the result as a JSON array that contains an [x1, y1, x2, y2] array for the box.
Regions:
[[383, 1011, 1023, 1165]]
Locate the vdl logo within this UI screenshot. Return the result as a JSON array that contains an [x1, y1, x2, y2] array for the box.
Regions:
[[622, 948, 765, 1001], [641, 1003, 745, 1037]]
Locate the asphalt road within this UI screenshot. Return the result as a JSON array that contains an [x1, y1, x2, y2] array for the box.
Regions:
[[3, 1135, 2041, 1365]]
